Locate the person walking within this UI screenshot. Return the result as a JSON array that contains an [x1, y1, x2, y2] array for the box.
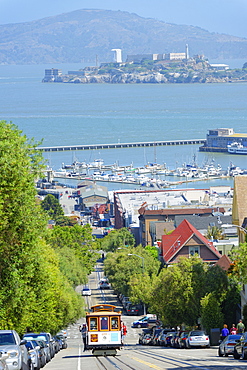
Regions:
[[121, 322, 127, 345], [230, 324, 237, 335], [80, 323, 88, 351], [237, 319, 245, 334], [221, 324, 229, 340]]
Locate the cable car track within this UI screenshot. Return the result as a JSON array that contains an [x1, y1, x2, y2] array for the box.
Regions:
[[96, 355, 137, 370]]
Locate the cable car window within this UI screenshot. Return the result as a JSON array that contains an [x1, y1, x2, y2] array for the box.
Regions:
[[90, 317, 98, 331], [111, 317, 119, 330], [100, 317, 109, 330]]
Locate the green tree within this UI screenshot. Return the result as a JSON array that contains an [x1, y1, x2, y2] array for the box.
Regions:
[[100, 228, 135, 252], [0, 121, 84, 333], [201, 293, 224, 334], [230, 242, 247, 283], [150, 256, 206, 326], [41, 194, 64, 219]]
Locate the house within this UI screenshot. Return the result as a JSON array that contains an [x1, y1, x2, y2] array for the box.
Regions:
[[160, 219, 222, 265], [77, 181, 108, 212], [138, 207, 225, 246]]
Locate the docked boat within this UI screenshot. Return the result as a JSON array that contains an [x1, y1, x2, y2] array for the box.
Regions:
[[227, 142, 247, 154]]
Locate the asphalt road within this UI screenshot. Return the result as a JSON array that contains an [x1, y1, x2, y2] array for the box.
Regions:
[[44, 264, 247, 370]]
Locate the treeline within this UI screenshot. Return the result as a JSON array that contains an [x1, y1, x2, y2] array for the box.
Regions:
[[102, 228, 244, 332], [0, 121, 98, 334]]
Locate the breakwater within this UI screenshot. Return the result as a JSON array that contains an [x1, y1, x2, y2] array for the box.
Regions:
[[38, 139, 206, 152]]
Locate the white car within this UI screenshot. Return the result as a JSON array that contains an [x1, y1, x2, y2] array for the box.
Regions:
[[0, 330, 29, 370], [82, 287, 91, 296], [186, 330, 210, 348]]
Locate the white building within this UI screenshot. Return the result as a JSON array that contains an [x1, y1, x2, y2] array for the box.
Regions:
[[111, 49, 122, 63]]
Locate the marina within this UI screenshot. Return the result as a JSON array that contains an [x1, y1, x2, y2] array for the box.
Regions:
[[49, 157, 247, 189]]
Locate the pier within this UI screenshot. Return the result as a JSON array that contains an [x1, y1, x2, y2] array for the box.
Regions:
[[38, 139, 206, 152]]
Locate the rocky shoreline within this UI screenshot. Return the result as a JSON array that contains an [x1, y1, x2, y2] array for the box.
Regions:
[[44, 71, 247, 84]]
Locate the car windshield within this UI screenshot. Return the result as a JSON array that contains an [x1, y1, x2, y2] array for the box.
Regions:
[[0, 333, 16, 345], [24, 334, 48, 342], [190, 331, 205, 336]]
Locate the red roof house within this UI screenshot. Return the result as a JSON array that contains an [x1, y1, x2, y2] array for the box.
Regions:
[[160, 219, 222, 264]]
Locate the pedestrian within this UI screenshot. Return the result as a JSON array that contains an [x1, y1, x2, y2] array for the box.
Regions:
[[80, 323, 88, 351], [230, 324, 237, 335], [121, 322, 127, 345], [237, 319, 245, 334], [221, 324, 229, 340]]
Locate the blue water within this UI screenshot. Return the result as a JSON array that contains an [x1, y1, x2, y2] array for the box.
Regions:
[[0, 63, 247, 189]]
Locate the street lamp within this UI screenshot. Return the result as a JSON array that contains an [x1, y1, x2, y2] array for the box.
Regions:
[[128, 253, 146, 315], [221, 223, 247, 244]]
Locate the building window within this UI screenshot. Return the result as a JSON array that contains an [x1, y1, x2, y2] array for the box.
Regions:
[[189, 246, 200, 256]]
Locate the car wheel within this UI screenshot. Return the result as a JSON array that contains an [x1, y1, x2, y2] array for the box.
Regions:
[[137, 324, 141, 328], [218, 349, 223, 357], [233, 348, 241, 359]]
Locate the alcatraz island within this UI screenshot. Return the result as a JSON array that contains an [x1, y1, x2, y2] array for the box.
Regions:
[[43, 47, 247, 84]]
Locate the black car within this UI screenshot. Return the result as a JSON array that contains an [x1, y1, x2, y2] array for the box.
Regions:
[[234, 332, 247, 359], [126, 304, 144, 316]]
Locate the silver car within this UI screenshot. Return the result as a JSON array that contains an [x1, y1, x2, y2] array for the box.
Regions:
[[186, 330, 210, 348], [0, 330, 29, 370]]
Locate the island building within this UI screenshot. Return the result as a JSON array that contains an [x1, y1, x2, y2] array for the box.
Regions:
[[111, 49, 122, 63], [126, 52, 186, 63], [43, 68, 62, 82], [200, 128, 247, 152]]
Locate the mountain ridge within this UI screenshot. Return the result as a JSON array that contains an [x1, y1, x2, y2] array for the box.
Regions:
[[0, 9, 246, 65]]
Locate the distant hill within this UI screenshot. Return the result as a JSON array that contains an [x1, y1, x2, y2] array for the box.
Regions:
[[0, 9, 247, 65]]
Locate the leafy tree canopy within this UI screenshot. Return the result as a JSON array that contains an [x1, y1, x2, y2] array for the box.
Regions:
[[100, 227, 135, 252]]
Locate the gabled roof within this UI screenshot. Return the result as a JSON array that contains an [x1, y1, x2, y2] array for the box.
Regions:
[[215, 254, 232, 271], [161, 219, 222, 264]]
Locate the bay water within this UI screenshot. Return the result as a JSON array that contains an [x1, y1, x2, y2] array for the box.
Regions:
[[1, 63, 247, 190]]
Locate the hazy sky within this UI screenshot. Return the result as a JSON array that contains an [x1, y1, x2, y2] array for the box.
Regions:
[[1, 0, 247, 38]]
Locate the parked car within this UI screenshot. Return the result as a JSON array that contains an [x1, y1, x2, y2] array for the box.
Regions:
[[178, 332, 189, 349], [142, 334, 152, 345], [138, 329, 152, 345], [150, 329, 163, 346], [218, 334, 242, 357], [34, 340, 49, 364], [25, 340, 41, 370], [55, 333, 67, 350], [81, 287, 91, 296], [234, 332, 247, 359], [186, 330, 210, 348], [0, 351, 8, 370], [164, 332, 177, 347], [0, 330, 29, 370], [31, 340, 46, 368], [23, 333, 54, 362]]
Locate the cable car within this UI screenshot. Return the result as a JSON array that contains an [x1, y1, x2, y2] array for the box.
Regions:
[[86, 304, 122, 356]]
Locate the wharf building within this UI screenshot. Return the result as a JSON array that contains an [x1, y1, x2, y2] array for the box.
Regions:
[[200, 128, 247, 152]]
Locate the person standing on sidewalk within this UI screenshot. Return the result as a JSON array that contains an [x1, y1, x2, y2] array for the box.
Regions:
[[237, 319, 245, 334], [80, 323, 88, 351]]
